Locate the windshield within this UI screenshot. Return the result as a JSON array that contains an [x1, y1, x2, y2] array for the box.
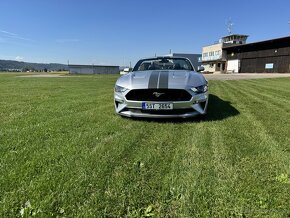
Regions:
[[133, 57, 194, 72]]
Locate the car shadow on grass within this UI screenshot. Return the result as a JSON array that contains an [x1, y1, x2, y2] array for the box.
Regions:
[[203, 94, 240, 122], [128, 94, 240, 123]]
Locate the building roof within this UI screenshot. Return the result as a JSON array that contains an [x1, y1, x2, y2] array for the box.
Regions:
[[222, 34, 249, 39], [223, 35, 290, 51]]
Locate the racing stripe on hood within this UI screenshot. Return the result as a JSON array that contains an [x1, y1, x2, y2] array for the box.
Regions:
[[148, 71, 159, 88], [158, 71, 169, 89]]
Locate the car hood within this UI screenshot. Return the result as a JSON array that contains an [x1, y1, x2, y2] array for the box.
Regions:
[[116, 70, 207, 90]]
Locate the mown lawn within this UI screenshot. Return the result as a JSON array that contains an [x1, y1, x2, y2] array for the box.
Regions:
[[0, 73, 289, 217]]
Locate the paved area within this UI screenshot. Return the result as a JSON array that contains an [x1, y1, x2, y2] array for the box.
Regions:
[[204, 73, 290, 80]]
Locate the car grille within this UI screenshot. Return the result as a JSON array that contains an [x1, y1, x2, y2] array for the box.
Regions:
[[125, 89, 192, 101]]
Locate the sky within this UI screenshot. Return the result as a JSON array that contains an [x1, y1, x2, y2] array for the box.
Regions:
[[0, 0, 289, 66]]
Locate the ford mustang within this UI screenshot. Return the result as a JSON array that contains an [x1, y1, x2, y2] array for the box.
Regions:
[[114, 56, 208, 118]]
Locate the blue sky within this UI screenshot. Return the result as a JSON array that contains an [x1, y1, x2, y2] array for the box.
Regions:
[[0, 0, 289, 66]]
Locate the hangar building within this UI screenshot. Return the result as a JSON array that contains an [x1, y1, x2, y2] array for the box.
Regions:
[[68, 64, 120, 74], [223, 36, 290, 73]]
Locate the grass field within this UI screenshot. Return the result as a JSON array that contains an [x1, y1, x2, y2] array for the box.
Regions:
[[0, 73, 289, 217]]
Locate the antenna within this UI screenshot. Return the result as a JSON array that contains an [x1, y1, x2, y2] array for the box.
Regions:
[[226, 18, 234, 35]]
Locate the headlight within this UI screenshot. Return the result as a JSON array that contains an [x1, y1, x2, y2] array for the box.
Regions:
[[115, 85, 128, 93], [191, 84, 208, 93]]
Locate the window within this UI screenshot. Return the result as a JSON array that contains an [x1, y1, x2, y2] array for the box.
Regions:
[[215, 51, 221, 56]]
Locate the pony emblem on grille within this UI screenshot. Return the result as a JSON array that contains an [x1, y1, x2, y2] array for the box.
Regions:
[[152, 92, 165, 97]]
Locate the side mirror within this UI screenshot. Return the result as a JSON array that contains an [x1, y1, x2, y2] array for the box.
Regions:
[[197, 66, 205, 72], [123, 68, 130, 73]]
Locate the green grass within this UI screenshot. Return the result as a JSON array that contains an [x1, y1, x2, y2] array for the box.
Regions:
[[0, 73, 289, 217]]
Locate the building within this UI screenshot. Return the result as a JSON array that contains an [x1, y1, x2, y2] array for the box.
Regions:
[[202, 34, 248, 73], [68, 64, 120, 74], [223, 36, 290, 73], [166, 53, 202, 70]]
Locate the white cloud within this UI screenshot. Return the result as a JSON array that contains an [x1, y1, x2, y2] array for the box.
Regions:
[[15, 56, 24, 61], [0, 29, 31, 41], [0, 30, 17, 36]]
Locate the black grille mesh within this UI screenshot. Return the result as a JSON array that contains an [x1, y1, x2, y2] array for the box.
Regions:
[[125, 89, 192, 101]]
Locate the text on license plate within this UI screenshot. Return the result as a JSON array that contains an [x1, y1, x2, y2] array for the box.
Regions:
[[142, 102, 173, 110]]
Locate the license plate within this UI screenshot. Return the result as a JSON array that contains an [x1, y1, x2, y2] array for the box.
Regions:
[[142, 102, 173, 110]]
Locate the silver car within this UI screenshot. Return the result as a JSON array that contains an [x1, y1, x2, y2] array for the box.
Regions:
[[114, 57, 208, 118]]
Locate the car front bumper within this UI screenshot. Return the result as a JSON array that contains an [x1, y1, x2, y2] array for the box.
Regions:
[[114, 90, 209, 118]]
